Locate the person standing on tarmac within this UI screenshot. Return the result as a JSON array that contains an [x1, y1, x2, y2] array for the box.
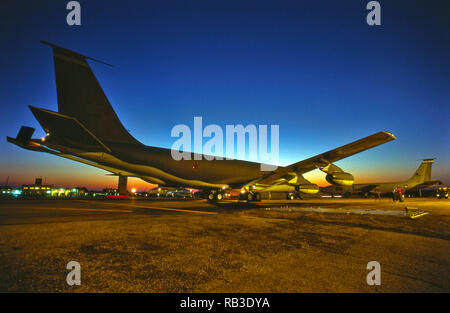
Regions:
[[392, 186, 398, 202], [375, 188, 381, 201], [397, 186, 404, 202]]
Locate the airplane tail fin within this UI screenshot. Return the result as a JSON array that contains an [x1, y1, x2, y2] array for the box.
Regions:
[[41, 41, 140, 146], [407, 159, 434, 184]]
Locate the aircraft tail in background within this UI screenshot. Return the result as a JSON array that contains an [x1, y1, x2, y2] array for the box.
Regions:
[[407, 159, 434, 184]]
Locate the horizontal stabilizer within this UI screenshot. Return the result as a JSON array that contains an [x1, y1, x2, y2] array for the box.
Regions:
[[29, 106, 110, 152], [412, 180, 442, 190]]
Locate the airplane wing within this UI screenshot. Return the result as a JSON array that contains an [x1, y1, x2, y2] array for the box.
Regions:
[[256, 131, 396, 185], [358, 184, 380, 193]]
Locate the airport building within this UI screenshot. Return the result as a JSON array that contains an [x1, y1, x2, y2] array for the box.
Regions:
[[0, 186, 22, 198], [21, 178, 87, 198], [0, 186, 12, 194], [22, 178, 52, 197]]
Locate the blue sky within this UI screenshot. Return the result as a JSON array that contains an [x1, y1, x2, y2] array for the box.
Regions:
[[0, 0, 449, 189]]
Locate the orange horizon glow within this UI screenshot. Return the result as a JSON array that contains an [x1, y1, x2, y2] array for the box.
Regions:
[[0, 172, 157, 192], [1, 159, 448, 191], [2, 170, 420, 191]]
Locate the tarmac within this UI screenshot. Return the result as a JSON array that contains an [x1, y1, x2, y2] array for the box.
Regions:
[[0, 197, 449, 292]]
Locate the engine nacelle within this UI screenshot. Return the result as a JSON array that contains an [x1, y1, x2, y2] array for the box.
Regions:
[[325, 172, 354, 186], [295, 184, 319, 194]]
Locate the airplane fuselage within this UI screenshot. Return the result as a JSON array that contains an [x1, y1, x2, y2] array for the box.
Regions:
[[45, 139, 265, 189], [322, 181, 413, 196]]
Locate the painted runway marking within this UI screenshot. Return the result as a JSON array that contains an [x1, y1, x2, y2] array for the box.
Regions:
[[119, 204, 218, 215], [11, 206, 133, 213], [58, 208, 133, 213], [74, 200, 218, 215]]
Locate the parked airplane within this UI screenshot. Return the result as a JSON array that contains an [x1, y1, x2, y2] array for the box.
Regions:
[[321, 159, 442, 197], [7, 42, 396, 201]]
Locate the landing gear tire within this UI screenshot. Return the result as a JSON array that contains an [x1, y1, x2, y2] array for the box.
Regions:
[[207, 190, 224, 202], [287, 193, 294, 200], [246, 192, 261, 202]]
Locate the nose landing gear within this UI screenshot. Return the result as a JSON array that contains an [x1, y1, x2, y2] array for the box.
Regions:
[[239, 191, 261, 202], [286, 192, 302, 200]]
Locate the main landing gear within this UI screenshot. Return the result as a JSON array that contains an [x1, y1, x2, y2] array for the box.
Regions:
[[286, 192, 302, 200], [239, 191, 261, 202], [207, 190, 224, 202]]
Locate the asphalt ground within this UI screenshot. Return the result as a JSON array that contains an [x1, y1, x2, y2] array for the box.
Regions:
[[0, 197, 449, 292]]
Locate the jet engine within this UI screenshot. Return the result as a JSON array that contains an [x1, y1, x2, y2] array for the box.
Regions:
[[295, 183, 320, 194], [325, 172, 354, 186]]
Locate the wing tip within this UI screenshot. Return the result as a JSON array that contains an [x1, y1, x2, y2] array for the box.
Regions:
[[380, 131, 396, 140]]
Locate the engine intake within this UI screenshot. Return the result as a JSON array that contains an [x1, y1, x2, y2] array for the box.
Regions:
[[295, 184, 319, 194], [325, 172, 354, 186]]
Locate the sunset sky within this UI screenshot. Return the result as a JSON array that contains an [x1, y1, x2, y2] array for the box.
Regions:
[[0, 0, 449, 190]]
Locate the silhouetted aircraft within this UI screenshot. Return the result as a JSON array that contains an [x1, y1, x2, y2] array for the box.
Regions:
[[7, 42, 396, 201], [321, 159, 442, 197]]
